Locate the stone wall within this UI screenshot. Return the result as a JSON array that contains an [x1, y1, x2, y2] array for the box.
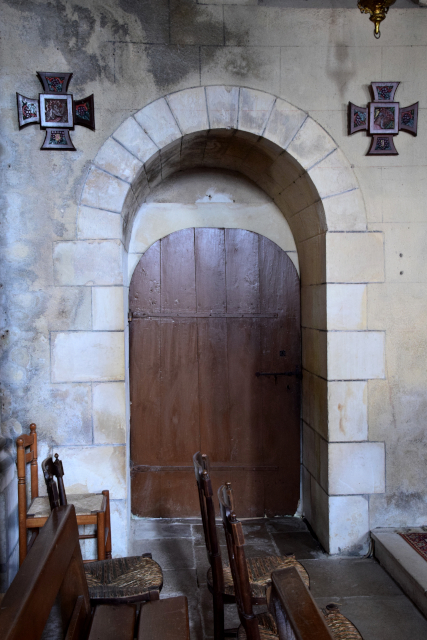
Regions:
[[1, 0, 427, 582]]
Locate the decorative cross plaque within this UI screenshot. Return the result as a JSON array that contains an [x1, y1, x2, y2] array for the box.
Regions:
[[349, 82, 418, 155], [16, 72, 95, 150]]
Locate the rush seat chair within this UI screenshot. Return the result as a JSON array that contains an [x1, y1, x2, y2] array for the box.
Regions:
[[16, 423, 112, 565]]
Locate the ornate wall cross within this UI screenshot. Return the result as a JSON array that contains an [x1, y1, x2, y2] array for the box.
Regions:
[[349, 82, 418, 155], [16, 72, 95, 150]]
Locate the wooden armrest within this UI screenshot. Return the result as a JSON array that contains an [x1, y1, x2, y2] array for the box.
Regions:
[[271, 567, 334, 640], [88, 604, 136, 640], [137, 596, 190, 640]]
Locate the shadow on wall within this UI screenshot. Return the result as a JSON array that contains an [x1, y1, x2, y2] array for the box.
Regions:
[[0, 435, 19, 591]]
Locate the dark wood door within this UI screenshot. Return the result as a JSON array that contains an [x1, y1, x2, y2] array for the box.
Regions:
[[129, 228, 300, 518]]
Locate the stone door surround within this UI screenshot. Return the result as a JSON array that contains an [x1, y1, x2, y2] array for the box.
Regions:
[[51, 85, 385, 555]]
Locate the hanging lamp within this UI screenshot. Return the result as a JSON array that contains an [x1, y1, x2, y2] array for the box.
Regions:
[[358, 0, 396, 39]]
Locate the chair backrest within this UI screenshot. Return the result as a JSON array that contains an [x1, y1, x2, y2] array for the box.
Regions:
[[16, 423, 38, 503], [42, 453, 68, 511], [0, 505, 91, 640], [193, 452, 225, 594], [217, 482, 261, 640]]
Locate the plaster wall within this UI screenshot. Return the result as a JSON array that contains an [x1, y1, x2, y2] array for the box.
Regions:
[[1, 0, 427, 584]]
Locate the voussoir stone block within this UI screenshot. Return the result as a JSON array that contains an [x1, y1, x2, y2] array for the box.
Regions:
[[263, 98, 307, 150], [329, 442, 385, 495], [94, 138, 143, 183], [77, 206, 122, 240], [53, 240, 123, 286], [167, 87, 209, 134], [327, 331, 385, 380], [113, 117, 159, 164], [206, 85, 239, 130], [51, 332, 125, 382], [54, 445, 126, 499], [322, 188, 367, 232], [238, 87, 276, 136], [287, 117, 336, 171], [308, 149, 358, 200], [134, 98, 181, 149], [93, 382, 126, 445], [81, 167, 129, 213]]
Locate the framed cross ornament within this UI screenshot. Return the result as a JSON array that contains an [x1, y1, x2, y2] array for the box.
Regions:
[[349, 82, 418, 155], [16, 71, 95, 150]]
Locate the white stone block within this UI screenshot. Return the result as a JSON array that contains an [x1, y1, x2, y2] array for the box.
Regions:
[[326, 232, 384, 283], [327, 331, 385, 380], [287, 118, 336, 171], [92, 287, 125, 331], [263, 98, 307, 151], [310, 475, 329, 551], [302, 328, 327, 379], [113, 117, 159, 164], [128, 254, 142, 286], [53, 241, 123, 287], [301, 284, 326, 330], [328, 381, 368, 442], [322, 189, 367, 232], [94, 138, 143, 183], [77, 206, 122, 240], [329, 442, 385, 495], [308, 149, 358, 199], [206, 85, 239, 130], [327, 284, 367, 331], [238, 87, 276, 136], [134, 98, 181, 149], [51, 332, 125, 382], [93, 382, 126, 445], [328, 495, 369, 555], [167, 87, 209, 135], [54, 445, 126, 499], [110, 500, 128, 557], [81, 167, 129, 214]]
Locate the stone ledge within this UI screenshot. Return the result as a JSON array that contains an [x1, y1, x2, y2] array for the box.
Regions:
[[372, 529, 427, 618]]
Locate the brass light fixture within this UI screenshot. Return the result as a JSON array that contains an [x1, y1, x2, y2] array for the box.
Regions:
[[358, 0, 396, 39]]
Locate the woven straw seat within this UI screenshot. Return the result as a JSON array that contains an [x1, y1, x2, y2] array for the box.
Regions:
[[85, 555, 163, 602], [27, 493, 104, 518], [207, 554, 309, 600], [237, 609, 363, 640]]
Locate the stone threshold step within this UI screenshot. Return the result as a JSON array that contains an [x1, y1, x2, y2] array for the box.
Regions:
[[371, 528, 427, 619]]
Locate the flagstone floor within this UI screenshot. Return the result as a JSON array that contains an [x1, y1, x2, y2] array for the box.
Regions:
[[130, 516, 427, 640]]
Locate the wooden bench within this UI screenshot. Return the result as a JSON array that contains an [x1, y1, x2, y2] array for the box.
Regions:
[[0, 505, 190, 640]]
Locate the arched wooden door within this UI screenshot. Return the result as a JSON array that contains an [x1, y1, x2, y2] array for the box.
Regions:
[[129, 228, 300, 518]]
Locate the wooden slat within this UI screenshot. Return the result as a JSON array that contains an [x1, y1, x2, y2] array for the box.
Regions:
[[129, 241, 161, 315], [88, 604, 136, 640], [132, 313, 277, 318], [225, 229, 260, 314], [161, 228, 196, 314], [271, 567, 334, 640], [25, 451, 34, 464], [137, 596, 190, 640], [195, 228, 226, 313], [198, 318, 230, 462]]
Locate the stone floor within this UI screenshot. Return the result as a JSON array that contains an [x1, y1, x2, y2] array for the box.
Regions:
[[130, 516, 427, 640]]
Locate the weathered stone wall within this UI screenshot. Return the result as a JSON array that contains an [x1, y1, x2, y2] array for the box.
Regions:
[[1, 0, 427, 580]]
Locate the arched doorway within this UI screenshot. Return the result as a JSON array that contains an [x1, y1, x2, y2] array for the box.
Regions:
[[129, 227, 301, 518]]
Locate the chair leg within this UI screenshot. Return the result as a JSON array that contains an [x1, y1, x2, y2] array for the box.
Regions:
[[213, 591, 225, 640], [102, 490, 112, 559], [96, 510, 106, 561]]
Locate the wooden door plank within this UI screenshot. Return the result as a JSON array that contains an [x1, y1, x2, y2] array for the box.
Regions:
[[160, 318, 199, 465], [259, 235, 299, 317], [198, 318, 230, 462], [130, 318, 161, 467], [195, 228, 226, 313], [129, 241, 161, 315], [225, 229, 260, 314], [161, 228, 196, 314]]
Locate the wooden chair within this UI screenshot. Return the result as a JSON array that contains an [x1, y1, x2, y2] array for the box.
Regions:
[[16, 424, 112, 565], [218, 482, 363, 640], [0, 504, 190, 640], [42, 454, 164, 605], [193, 452, 309, 640]]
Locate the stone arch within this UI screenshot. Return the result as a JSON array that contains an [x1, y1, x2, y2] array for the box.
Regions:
[[69, 86, 386, 555]]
